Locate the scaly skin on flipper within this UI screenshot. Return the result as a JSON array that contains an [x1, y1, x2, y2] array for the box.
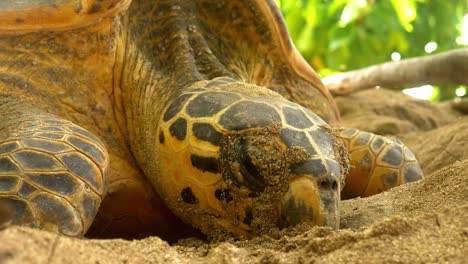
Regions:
[[0, 14, 192, 240], [0, 0, 423, 239], [337, 128, 423, 199], [0, 98, 108, 236], [0, 1, 195, 240]]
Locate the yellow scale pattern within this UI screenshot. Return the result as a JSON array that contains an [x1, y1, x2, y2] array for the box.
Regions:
[[338, 128, 423, 199], [157, 78, 340, 236], [0, 114, 108, 236]]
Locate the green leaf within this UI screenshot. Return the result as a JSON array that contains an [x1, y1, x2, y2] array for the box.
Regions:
[[339, 0, 368, 27], [278, 0, 468, 100], [390, 0, 417, 32], [328, 0, 348, 16]]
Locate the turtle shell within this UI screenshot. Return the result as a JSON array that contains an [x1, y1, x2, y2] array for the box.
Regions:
[[0, 0, 131, 34]]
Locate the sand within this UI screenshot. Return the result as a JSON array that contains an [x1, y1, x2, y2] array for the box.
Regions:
[[1, 89, 467, 264]]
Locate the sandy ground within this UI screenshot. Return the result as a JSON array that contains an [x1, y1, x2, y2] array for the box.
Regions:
[[1, 89, 467, 264]]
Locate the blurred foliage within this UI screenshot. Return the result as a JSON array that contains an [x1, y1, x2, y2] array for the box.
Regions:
[[276, 0, 468, 100]]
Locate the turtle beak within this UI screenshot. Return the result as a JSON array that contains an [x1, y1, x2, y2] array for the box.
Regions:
[[278, 176, 339, 229]]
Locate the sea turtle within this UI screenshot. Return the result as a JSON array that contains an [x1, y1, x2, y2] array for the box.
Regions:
[[0, 0, 423, 240]]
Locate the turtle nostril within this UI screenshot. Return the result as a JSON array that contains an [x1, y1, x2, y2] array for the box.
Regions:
[[332, 180, 338, 191], [319, 179, 329, 189], [319, 178, 338, 191]]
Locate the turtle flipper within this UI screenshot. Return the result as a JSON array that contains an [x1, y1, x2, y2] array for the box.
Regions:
[[0, 99, 108, 236], [337, 128, 423, 199]]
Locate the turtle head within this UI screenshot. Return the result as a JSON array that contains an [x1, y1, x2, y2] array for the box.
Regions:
[[156, 79, 344, 237]]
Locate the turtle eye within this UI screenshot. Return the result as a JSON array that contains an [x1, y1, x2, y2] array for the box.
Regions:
[[241, 153, 260, 181], [318, 177, 339, 191], [236, 142, 266, 193]]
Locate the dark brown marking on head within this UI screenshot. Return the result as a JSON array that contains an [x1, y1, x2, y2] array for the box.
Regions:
[[163, 94, 192, 122], [280, 128, 316, 155], [181, 187, 198, 204], [383, 172, 398, 187], [309, 129, 334, 157], [12, 151, 61, 170], [15, 18, 25, 23], [243, 206, 253, 226], [159, 131, 165, 144], [371, 136, 385, 150], [214, 189, 233, 203], [404, 163, 423, 183], [0, 157, 20, 173], [193, 123, 221, 146], [186, 92, 240, 118], [326, 159, 341, 178], [340, 128, 359, 138], [169, 118, 187, 141], [26, 173, 78, 196], [356, 132, 372, 146], [303, 108, 327, 125], [219, 102, 281, 131], [280, 191, 315, 227], [290, 159, 327, 176], [358, 153, 372, 175], [283, 107, 312, 129], [382, 145, 403, 167], [190, 155, 219, 174]]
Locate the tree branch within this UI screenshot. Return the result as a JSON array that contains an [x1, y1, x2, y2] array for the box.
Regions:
[[323, 48, 468, 95]]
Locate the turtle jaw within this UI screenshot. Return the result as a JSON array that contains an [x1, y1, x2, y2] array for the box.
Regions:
[[278, 175, 340, 229]]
